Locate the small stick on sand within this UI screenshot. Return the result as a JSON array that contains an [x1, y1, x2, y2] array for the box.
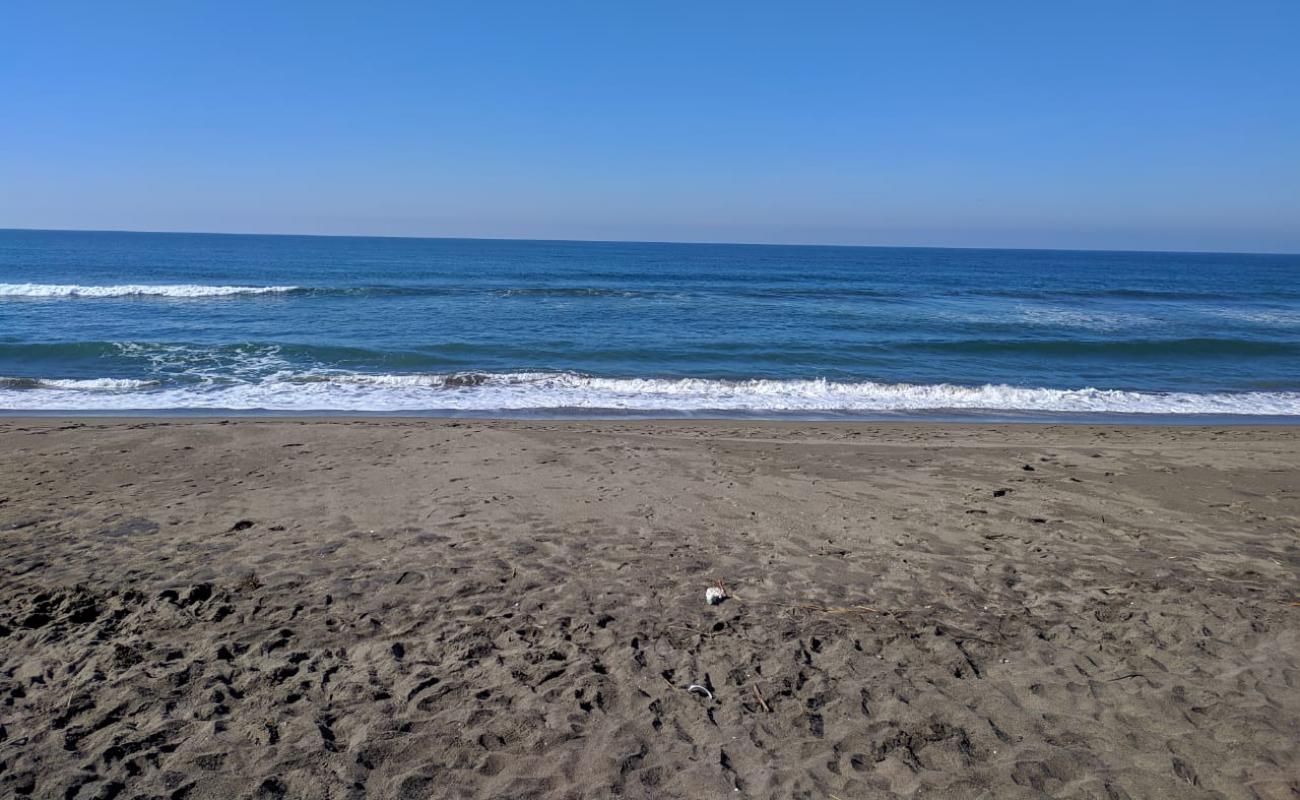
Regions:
[[742, 600, 881, 615], [817, 604, 880, 615], [1107, 672, 1146, 682], [665, 624, 709, 637], [787, 603, 880, 616], [751, 684, 770, 713]]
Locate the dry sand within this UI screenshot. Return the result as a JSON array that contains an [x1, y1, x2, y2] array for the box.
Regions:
[[1, 418, 1297, 799]]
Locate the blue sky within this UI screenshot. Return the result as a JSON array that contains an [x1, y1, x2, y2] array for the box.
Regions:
[[2, 1, 1298, 252]]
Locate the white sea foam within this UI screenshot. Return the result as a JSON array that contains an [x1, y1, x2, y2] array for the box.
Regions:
[[0, 377, 158, 391], [1, 372, 1298, 415], [1205, 307, 1300, 327], [0, 283, 298, 298], [1014, 306, 1139, 332]]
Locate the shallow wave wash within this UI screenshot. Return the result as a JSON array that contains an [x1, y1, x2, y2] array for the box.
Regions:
[[2, 371, 1297, 416]]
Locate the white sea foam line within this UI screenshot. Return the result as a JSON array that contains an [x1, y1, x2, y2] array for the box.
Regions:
[[1205, 307, 1300, 327], [1014, 306, 1137, 332], [0, 377, 159, 391], [37, 377, 159, 390], [0, 283, 298, 298], [1, 372, 1298, 414]]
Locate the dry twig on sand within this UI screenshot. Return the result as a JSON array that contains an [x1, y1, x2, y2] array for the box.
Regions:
[[664, 623, 710, 637], [751, 601, 882, 617]]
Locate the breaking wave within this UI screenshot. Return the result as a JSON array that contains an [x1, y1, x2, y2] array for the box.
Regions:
[[0, 377, 159, 391], [1, 371, 1297, 416], [0, 283, 298, 298]]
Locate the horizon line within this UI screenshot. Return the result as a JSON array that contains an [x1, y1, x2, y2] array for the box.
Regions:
[[1, 226, 1297, 258]]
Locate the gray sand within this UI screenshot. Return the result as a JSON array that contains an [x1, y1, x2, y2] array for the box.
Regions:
[[1, 419, 1297, 799]]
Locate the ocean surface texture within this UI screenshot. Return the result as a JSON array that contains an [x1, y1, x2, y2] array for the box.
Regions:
[[1, 229, 1298, 419]]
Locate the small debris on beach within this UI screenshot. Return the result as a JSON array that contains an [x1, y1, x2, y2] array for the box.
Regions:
[[687, 684, 713, 701]]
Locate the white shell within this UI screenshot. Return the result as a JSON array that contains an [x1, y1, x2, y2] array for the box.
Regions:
[[705, 586, 726, 605]]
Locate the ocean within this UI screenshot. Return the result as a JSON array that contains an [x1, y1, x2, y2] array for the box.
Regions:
[[1, 228, 1298, 420]]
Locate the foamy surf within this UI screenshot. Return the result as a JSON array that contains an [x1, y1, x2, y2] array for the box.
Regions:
[[1, 371, 1297, 415], [0, 283, 298, 298], [0, 377, 159, 391]]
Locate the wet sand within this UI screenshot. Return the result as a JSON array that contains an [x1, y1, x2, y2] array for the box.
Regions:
[[1, 418, 1297, 799]]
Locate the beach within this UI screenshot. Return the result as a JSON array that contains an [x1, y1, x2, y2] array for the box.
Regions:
[[1, 419, 1297, 799]]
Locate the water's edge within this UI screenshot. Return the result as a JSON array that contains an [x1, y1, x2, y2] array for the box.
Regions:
[[4, 408, 1299, 426]]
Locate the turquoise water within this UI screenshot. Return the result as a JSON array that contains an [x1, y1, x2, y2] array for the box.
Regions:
[[1, 229, 1298, 419]]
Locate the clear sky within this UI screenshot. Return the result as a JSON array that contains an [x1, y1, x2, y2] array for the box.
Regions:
[[2, 1, 1298, 252]]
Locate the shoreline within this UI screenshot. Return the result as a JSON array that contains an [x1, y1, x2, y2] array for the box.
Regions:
[[4, 411, 1300, 426], [2, 418, 1297, 798]]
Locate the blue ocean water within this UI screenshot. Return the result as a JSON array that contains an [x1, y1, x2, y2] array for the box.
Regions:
[[1, 228, 1298, 419]]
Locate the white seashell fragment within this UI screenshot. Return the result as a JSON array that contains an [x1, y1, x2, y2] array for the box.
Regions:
[[687, 684, 714, 700]]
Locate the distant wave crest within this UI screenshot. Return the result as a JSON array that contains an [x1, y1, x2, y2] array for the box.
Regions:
[[0, 283, 298, 298], [1, 371, 1297, 415]]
